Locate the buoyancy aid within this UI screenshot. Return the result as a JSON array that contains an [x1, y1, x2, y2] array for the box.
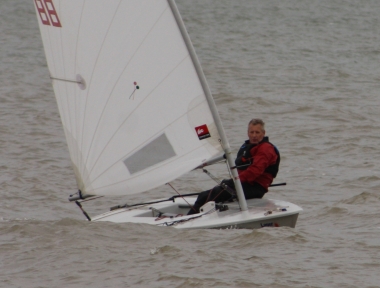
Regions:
[[235, 137, 280, 177]]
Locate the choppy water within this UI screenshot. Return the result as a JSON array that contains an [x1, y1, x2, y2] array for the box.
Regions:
[[1, 0, 380, 287]]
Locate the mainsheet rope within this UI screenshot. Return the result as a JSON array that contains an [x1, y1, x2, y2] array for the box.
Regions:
[[166, 182, 197, 213]]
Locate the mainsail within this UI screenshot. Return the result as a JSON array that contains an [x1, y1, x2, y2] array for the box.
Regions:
[[34, 0, 224, 196]]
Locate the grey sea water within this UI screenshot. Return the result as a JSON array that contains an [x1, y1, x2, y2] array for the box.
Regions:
[[1, 0, 380, 287]]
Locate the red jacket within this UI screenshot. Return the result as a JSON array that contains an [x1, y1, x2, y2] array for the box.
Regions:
[[238, 141, 278, 191]]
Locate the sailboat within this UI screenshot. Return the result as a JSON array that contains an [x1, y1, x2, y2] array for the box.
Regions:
[[34, 0, 302, 229]]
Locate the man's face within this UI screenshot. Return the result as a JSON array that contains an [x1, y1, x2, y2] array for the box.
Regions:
[[247, 124, 265, 144]]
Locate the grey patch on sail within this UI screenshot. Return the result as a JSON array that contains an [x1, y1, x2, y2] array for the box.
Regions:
[[124, 134, 176, 175]]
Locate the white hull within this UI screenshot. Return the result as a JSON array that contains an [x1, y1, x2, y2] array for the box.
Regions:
[[91, 198, 302, 230]]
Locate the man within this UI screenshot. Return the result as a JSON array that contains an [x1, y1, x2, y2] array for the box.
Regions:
[[187, 118, 280, 215]]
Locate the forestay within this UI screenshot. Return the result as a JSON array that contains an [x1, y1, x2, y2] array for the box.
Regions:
[[34, 0, 223, 196]]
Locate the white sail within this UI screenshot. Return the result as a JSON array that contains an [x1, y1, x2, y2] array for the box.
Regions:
[[34, 0, 223, 196]]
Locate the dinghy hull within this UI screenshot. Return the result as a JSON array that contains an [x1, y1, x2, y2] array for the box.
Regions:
[[91, 197, 302, 230]]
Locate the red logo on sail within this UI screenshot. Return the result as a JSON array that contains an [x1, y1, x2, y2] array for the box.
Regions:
[[195, 124, 211, 140], [35, 0, 62, 27]]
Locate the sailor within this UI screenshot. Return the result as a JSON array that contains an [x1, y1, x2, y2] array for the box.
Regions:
[[187, 118, 280, 215]]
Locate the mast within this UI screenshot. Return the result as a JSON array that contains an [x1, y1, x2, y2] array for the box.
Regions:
[[167, 0, 248, 212]]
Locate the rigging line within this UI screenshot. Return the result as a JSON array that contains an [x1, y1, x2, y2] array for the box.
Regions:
[[202, 173, 231, 203], [160, 213, 205, 227], [84, 91, 207, 186], [78, 195, 104, 203], [80, 3, 169, 180], [202, 168, 240, 208], [166, 183, 197, 213], [162, 206, 226, 225], [210, 188, 227, 203], [81, 55, 192, 185], [79, 0, 123, 179]]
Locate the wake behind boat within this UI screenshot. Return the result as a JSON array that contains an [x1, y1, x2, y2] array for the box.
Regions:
[[34, 0, 302, 229]]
